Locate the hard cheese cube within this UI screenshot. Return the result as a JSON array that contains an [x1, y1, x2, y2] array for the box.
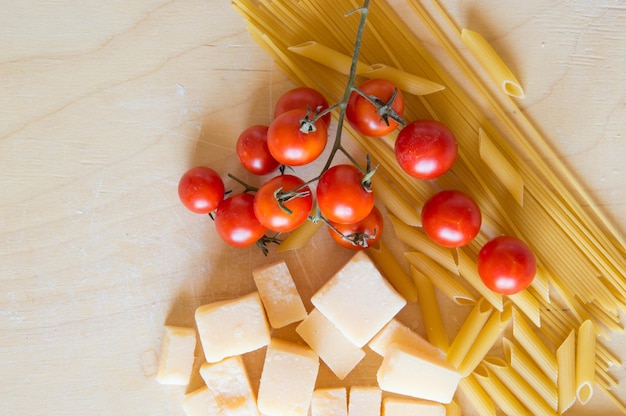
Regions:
[[257, 338, 319, 416], [382, 397, 445, 416], [310, 251, 406, 347], [347, 386, 381, 416], [195, 292, 270, 363], [377, 342, 461, 404], [369, 318, 433, 356], [156, 325, 196, 385], [199, 356, 259, 416], [296, 308, 365, 379], [252, 260, 307, 328], [182, 386, 221, 416], [311, 387, 347, 416]]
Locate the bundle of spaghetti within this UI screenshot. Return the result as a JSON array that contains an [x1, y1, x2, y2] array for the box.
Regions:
[[231, 0, 626, 411]]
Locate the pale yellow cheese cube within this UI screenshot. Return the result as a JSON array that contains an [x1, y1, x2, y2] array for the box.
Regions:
[[257, 338, 319, 416], [296, 308, 365, 379], [347, 386, 381, 416], [252, 260, 307, 328], [311, 387, 347, 416], [369, 318, 434, 357], [199, 356, 259, 416], [182, 386, 221, 416], [195, 292, 270, 363], [156, 325, 196, 385], [310, 251, 406, 347], [377, 342, 461, 404], [382, 397, 445, 416]]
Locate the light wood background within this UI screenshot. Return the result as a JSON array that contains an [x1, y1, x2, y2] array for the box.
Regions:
[[1, 1, 625, 415]]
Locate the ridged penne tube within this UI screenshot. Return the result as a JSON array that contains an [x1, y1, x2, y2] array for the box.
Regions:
[[457, 375, 496, 416], [444, 399, 462, 416], [512, 309, 558, 383], [362, 63, 445, 95], [456, 248, 504, 311], [367, 241, 418, 302], [576, 320, 596, 405], [502, 338, 558, 411], [557, 330, 577, 414], [371, 174, 421, 227], [405, 252, 475, 306], [483, 356, 558, 416], [473, 363, 529, 415], [446, 297, 493, 369], [410, 265, 449, 352], [460, 28, 525, 98], [458, 303, 513, 376], [478, 128, 524, 206], [287, 41, 370, 75], [277, 219, 323, 252], [507, 290, 541, 327]]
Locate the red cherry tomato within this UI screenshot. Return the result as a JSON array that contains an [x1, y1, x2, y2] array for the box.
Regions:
[[267, 108, 328, 166], [477, 236, 537, 295], [274, 86, 331, 127], [328, 205, 383, 250], [214, 193, 267, 248], [346, 78, 404, 137], [421, 190, 482, 248], [253, 174, 313, 233], [394, 119, 458, 180], [236, 125, 280, 175], [178, 166, 225, 214], [316, 164, 375, 224]]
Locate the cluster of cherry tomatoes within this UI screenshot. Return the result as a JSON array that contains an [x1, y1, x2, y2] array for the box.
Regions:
[[177, 80, 536, 295]]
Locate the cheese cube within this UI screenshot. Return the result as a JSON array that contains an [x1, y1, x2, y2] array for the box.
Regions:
[[156, 325, 196, 385], [382, 397, 445, 416], [311, 387, 347, 416], [252, 260, 307, 328], [310, 251, 406, 347], [257, 338, 319, 416], [199, 356, 259, 415], [195, 292, 270, 363], [369, 318, 434, 356], [182, 386, 221, 416], [347, 386, 381, 416], [296, 308, 365, 379], [377, 342, 462, 404]]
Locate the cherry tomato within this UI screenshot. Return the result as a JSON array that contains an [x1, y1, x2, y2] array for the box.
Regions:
[[214, 193, 267, 248], [178, 166, 225, 214], [346, 78, 404, 137], [394, 119, 458, 180], [267, 108, 328, 166], [421, 190, 481, 248], [328, 205, 383, 250], [253, 174, 313, 232], [477, 236, 537, 295], [236, 125, 280, 175], [274, 86, 331, 127], [316, 164, 375, 224]]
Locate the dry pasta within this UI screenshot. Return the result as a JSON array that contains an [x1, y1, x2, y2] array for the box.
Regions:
[[457, 375, 496, 416], [557, 330, 577, 414], [576, 320, 596, 405], [512, 309, 558, 382], [410, 265, 449, 352], [446, 297, 493, 369], [367, 241, 418, 302], [473, 363, 529, 415]]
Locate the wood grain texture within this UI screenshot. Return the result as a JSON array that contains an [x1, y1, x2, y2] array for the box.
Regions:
[[1, 1, 624, 415]]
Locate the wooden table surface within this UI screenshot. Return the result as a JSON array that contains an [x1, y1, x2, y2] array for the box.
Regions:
[[1, 1, 625, 415]]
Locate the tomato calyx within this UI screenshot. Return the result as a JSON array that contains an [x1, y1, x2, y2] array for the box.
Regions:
[[298, 105, 329, 134], [351, 85, 406, 127], [273, 186, 312, 215], [256, 233, 282, 256]]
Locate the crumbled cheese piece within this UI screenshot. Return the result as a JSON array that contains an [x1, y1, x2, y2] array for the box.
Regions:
[[195, 292, 270, 363], [257, 338, 319, 416], [296, 308, 365, 379], [311, 387, 347, 416], [182, 386, 221, 416], [382, 397, 446, 416], [310, 251, 406, 347], [252, 260, 307, 328], [199, 356, 259, 415], [156, 325, 196, 385], [347, 386, 381, 416]]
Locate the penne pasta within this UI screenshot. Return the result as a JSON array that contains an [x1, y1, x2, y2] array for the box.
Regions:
[[460, 28, 525, 98], [446, 297, 493, 369], [576, 320, 596, 405], [288, 41, 370, 75], [473, 363, 529, 415], [507, 290, 541, 327], [367, 241, 418, 302], [478, 128, 524, 206], [457, 374, 496, 416], [557, 330, 577, 414], [277, 219, 323, 252], [370, 173, 421, 227], [404, 252, 475, 306], [444, 399, 462, 416], [362, 63, 445, 95], [512, 309, 558, 383], [410, 265, 449, 352]]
